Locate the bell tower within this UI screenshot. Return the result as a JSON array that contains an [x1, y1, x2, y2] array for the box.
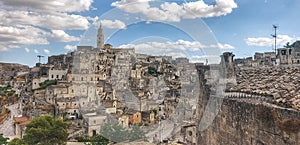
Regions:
[[97, 23, 104, 49]]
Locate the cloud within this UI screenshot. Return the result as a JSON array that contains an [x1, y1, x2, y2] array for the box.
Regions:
[[93, 19, 126, 29], [50, 30, 80, 42], [119, 40, 206, 53], [64, 44, 77, 51], [111, 0, 237, 22], [44, 49, 50, 54], [191, 55, 221, 64], [0, 10, 90, 30], [119, 40, 233, 57], [34, 49, 39, 54], [245, 35, 293, 47], [24, 47, 30, 52], [0, 0, 94, 50], [0, 0, 94, 13], [210, 43, 235, 49], [0, 25, 49, 51], [101, 19, 126, 29]]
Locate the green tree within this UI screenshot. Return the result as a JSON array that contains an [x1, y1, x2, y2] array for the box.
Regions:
[[0, 134, 8, 145], [128, 125, 146, 142], [100, 123, 129, 143], [99, 123, 146, 143], [8, 138, 25, 145], [86, 135, 109, 145], [23, 115, 69, 145], [291, 40, 300, 48]]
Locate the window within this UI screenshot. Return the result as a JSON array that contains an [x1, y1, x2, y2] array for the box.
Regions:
[[51, 75, 54, 78], [91, 77, 93, 81], [281, 50, 287, 55], [72, 77, 75, 81], [94, 120, 96, 124], [81, 77, 83, 81], [56, 75, 59, 79]]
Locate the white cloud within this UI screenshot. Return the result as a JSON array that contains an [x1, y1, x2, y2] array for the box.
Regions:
[[24, 47, 30, 52], [119, 40, 206, 53], [89, 16, 127, 30], [0, 0, 94, 50], [44, 49, 50, 54], [210, 43, 235, 49], [50, 30, 80, 42], [34, 49, 39, 54], [245, 35, 293, 47], [93, 19, 126, 29], [0, 0, 94, 13], [64, 45, 77, 51], [0, 10, 90, 30], [191, 55, 221, 64], [192, 55, 220, 59], [0, 25, 49, 51], [111, 0, 237, 22], [119, 40, 233, 57]]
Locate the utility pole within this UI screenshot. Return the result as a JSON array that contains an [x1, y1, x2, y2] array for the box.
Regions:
[[37, 55, 44, 63], [271, 25, 278, 54]]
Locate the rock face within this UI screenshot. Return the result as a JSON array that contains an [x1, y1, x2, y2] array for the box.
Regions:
[[228, 66, 300, 110], [195, 64, 300, 145], [198, 98, 300, 145]]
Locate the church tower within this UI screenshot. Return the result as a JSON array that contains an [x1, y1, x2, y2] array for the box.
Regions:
[[97, 23, 104, 49]]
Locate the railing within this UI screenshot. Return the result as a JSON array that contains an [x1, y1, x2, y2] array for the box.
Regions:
[[224, 92, 274, 103]]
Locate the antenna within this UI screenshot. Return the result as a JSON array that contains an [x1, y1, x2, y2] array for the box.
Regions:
[[271, 25, 278, 54], [37, 55, 44, 63]]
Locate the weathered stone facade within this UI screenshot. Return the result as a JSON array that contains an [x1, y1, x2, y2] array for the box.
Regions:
[[198, 98, 300, 145]]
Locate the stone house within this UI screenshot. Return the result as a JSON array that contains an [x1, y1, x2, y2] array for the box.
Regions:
[[124, 109, 141, 126], [141, 111, 155, 124], [118, 115, 129, 128], [32, 77, 48, 89], [48, 68, 68, 80], [83, 113, 107, 137], [277, 47, 300, 65], [13, 116, 30, 138], [181, 123, 197, 145]]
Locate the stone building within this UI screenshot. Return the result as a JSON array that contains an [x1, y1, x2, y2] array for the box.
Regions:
[[221, 52, 235, 78], [254, 52, 276, 66], [83, 112, 107, 137], [124, 109, 141, 126], [97, 24, 104, 49], [277, 46, 300, 65], [13, 116, 30, 138]]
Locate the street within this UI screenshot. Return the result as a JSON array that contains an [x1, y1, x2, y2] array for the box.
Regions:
[[0, 103, 22, 140]]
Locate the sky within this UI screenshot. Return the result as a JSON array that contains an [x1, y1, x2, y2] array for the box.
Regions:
[[0, 0, 299, 66]]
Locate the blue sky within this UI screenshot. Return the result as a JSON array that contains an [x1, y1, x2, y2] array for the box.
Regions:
[[0, 0, 299, 66]]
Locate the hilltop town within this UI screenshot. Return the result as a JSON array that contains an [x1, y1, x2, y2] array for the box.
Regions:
[[1, 25, 300, 145]]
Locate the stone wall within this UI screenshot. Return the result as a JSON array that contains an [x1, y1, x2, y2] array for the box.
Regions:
[[195, 64, 300, 145], [198, 97, 300, 145]]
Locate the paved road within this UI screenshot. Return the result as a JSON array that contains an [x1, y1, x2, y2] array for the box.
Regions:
[[0, 103, 21, 139]]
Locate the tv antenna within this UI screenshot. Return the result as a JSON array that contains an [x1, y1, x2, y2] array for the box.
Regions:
[[271, 25, 278, 54], [37, 55, 44, 63]]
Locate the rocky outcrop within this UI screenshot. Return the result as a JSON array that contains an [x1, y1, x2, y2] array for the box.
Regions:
[[199, 98, 300, 145]]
